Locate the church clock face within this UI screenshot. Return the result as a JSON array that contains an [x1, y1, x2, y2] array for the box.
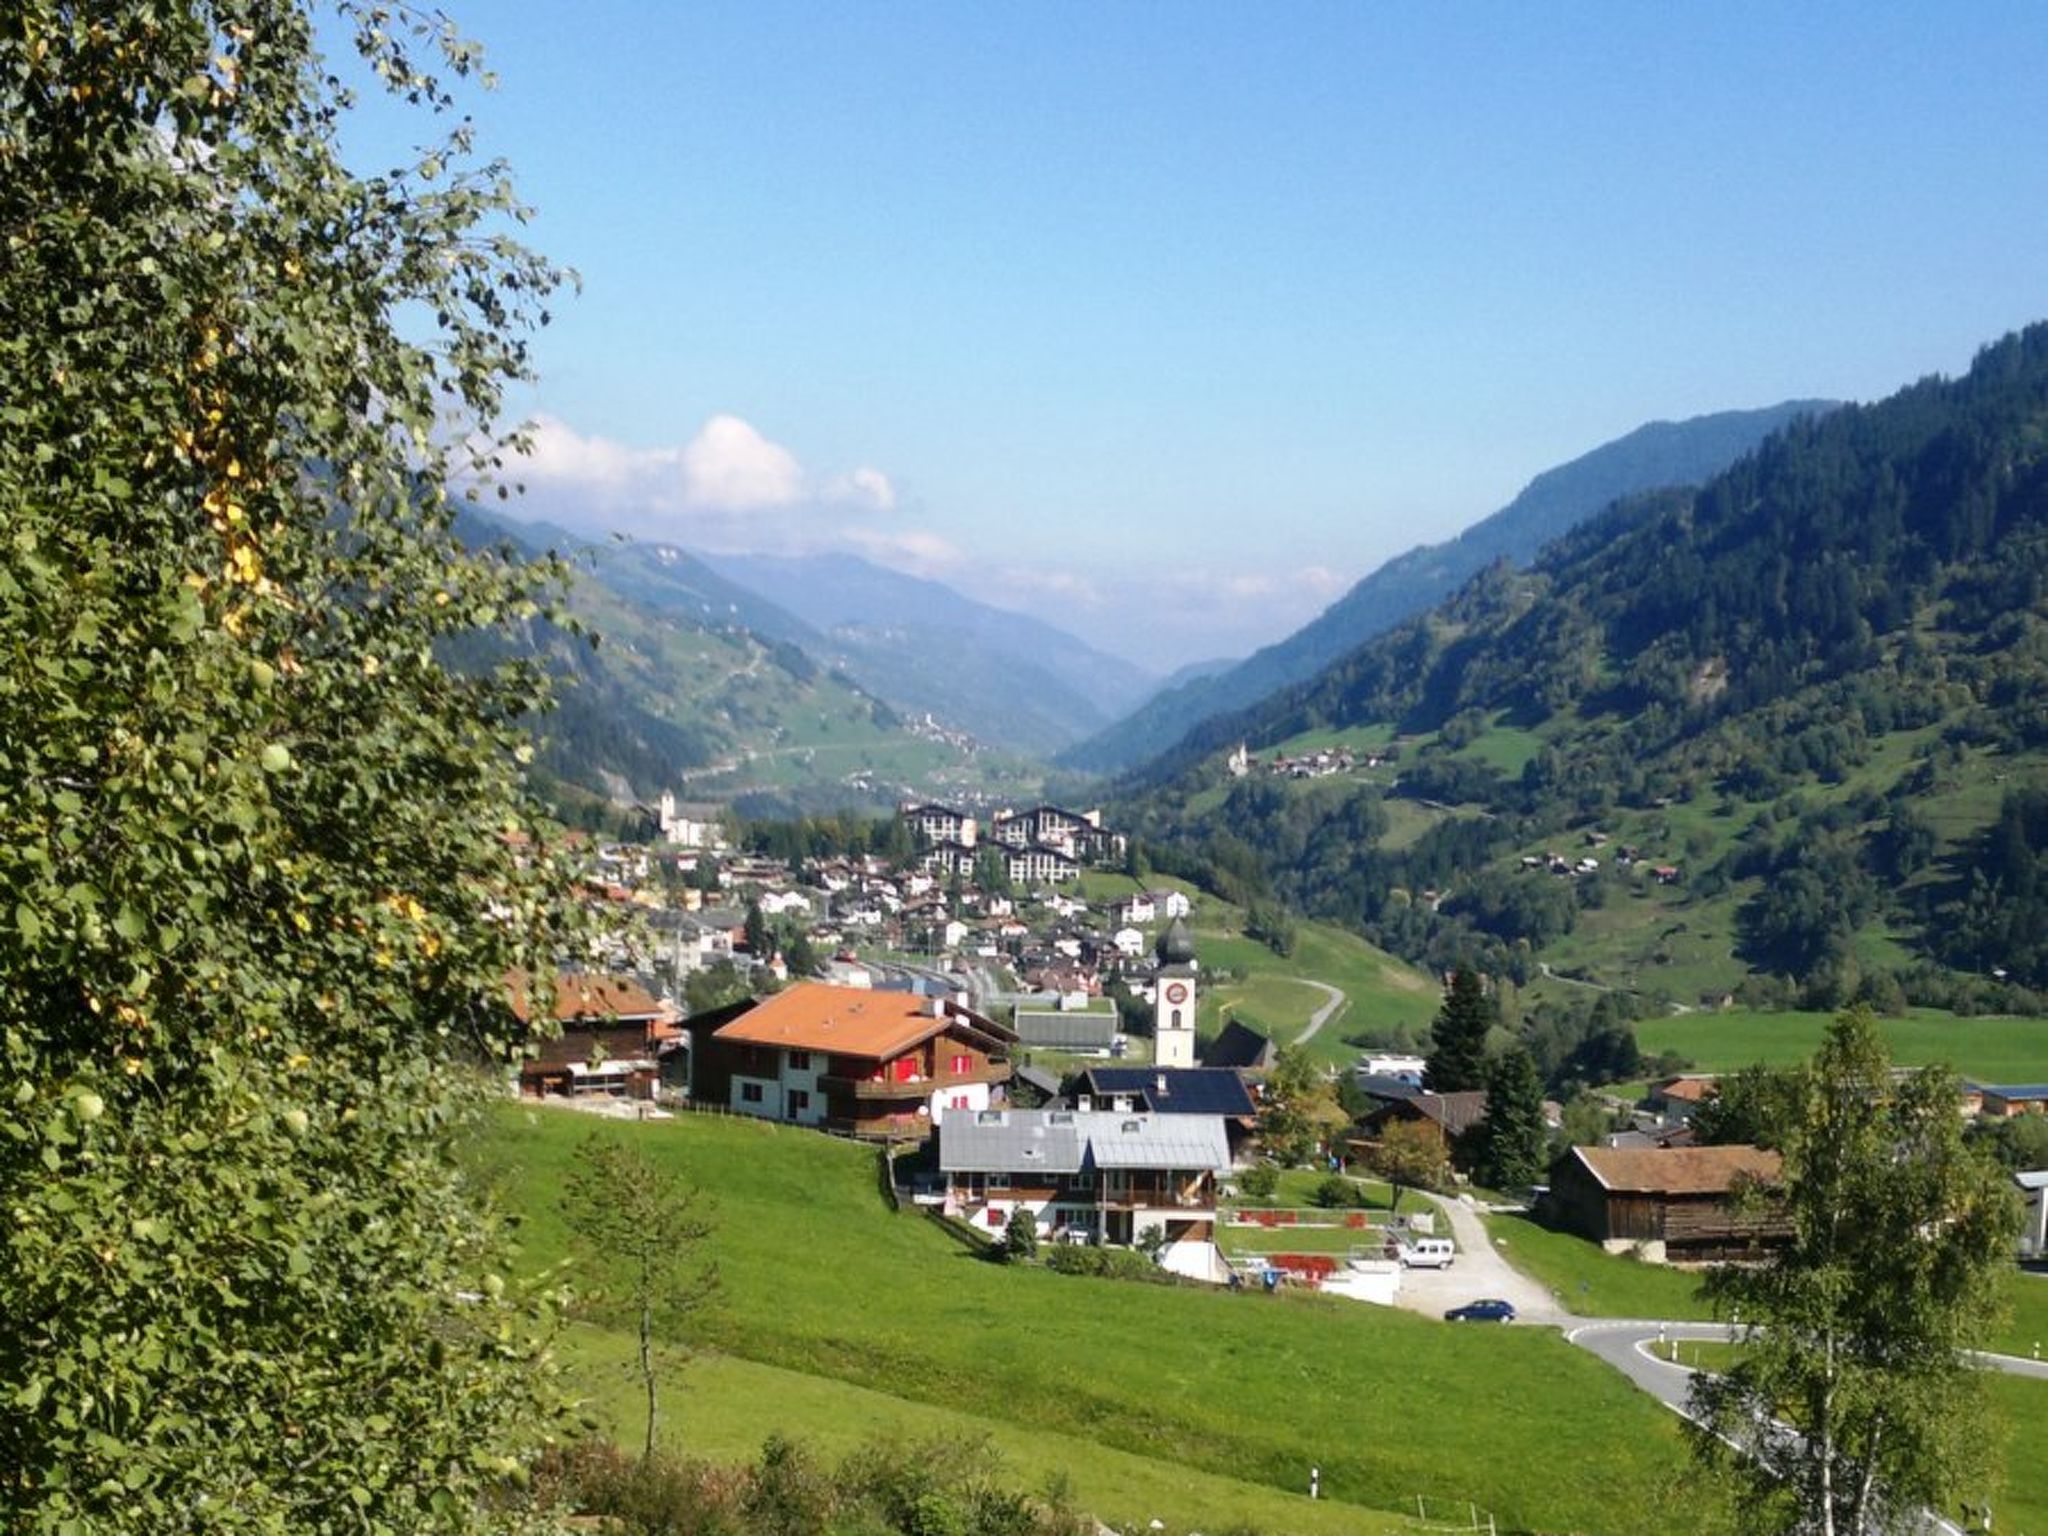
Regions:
[[1164, 982, 1189, 1006]]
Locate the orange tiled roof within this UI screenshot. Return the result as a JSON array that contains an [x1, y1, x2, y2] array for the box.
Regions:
[[712, 982, 1009, 1059], [505, 971, 666, 1026], [1572, 1144, 1780, 1196], [1658, 1076, 1719, 1103]]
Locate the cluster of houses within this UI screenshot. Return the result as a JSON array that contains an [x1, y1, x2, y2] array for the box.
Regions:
[[903, 800, 1127, 886], [1225, 742, 1394, 780], [1517, 830, 1680, 884]]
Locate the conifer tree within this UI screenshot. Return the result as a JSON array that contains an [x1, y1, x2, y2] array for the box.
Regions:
[[1471, 1045, 1547, 1190], [1424, 968, 1494, 1092]]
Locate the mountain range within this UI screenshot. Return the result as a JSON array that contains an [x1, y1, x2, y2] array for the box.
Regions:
[[1061, 400, 1838, 774], [1123, 323, 2048, 1011]]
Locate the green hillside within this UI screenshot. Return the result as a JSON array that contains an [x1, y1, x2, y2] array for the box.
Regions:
[[461, 514, 1049, 817], [472, 1106, 1727, 1535], [1076, 871, 1440, 1065], [1063, 400, 1833, 775], [1123, 324, 2048, 1032]]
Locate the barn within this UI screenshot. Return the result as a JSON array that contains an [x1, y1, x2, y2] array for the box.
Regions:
[[1544, 1143, 1784, 1263]]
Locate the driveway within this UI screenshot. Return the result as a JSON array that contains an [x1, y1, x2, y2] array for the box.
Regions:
[[1383, 1192, 1565, 1324]]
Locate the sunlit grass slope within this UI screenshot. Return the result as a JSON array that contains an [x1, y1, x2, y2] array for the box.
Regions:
[[474, 1105, 1728, 1535]]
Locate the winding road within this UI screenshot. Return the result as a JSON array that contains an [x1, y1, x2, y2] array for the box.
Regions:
[[1293, 980, 1346, 1046]]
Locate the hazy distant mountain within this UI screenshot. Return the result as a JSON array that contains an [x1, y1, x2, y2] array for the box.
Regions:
[[1060, 400, 1839, 774], [458, 511, 1009, 820], [701, 551, 1160, 757]]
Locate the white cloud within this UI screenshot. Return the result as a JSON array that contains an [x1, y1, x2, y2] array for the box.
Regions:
[[827, 465, 898, 512], [511, 414, 916, 554], [678, 414, 805, 511]]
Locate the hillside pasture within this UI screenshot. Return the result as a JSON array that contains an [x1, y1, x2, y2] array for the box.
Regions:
[[474, 1105, 1727, 1536], [1634, 1009, 2048, 1082]]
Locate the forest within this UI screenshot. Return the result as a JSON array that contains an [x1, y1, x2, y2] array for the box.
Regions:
[[1120, 326, 2048, 1011]]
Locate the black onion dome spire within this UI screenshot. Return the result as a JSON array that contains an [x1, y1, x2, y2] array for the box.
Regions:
[[1156, 914, 1196, 967]]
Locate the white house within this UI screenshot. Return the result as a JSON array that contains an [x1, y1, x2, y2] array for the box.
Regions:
[[1112, 926, 1146, 957]]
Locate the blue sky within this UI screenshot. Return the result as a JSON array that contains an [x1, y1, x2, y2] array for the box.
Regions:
[[366, 3, 2048, 671]]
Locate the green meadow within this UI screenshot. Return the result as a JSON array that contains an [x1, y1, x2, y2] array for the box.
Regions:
[[473, 1105, 1727, 1535], [1635, 1009, 2048, 1082]]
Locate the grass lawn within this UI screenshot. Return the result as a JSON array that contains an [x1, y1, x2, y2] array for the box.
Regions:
[[474, 1104, 1724, 1535], [1991, 1270, 2048, 1359], [1635, 1010, 2048, 1082], [1476, 1212, 1715, 1320], [558, 1326, 1440, 1536]]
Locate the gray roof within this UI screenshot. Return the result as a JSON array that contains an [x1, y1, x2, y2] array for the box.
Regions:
[[1013, 1008, 1118, 1049], [939, 1109, 1229, 1175], [1081, 1112, 1230, 1171], [940, 1111, 1086, 1174]]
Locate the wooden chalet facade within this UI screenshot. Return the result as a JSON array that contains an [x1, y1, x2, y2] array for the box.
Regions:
[[512, 972, 679, 1100], [1544, 1144, 1785, 1263], [694, 982, 1015, 1140]]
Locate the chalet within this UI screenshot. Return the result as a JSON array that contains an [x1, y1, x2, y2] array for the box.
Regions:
[[693, 982, 1015, 1140], [939, 1107, 1232, 1280], [1543, 1144, 1785, 1263], [1651, 1075, 1719, 1121], [1073, 1067, 1258, 1155], [1144, 889, 1193, 920], [1357, 1087, 1493, 1147], [512, 972, 679, 1100], [1108, 893, 1157, 927]]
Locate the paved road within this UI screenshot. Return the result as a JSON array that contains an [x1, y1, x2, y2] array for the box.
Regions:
[[1556, 1320, 2048, 1535], [1293, 980, 1346, 1045]]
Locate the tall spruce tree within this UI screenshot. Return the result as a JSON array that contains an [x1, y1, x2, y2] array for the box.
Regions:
[[1471, 1045, 1548, 1190], [1690, 1009, 2019, 1534], [1, 4, 588, 1528], [1424, 967, 1494, 1092]]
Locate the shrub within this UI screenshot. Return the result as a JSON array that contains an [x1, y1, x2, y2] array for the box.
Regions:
[[1312, 1174, 1359, 1209], [1235, 1161, 1280, 1200]]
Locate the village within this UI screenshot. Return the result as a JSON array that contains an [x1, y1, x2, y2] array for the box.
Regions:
[[511, 797, 2048, 1315]]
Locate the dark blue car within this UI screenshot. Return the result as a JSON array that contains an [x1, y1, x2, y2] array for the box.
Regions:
[[1444, 1298, 1516, 1323]]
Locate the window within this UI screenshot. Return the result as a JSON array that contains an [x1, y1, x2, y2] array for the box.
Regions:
[[949, 1094, 970, 1110], [787, 1049, 811, 1071], [948, 1053, 972, 1074], [789, 1090, 810, 1111], [739, 1082, 764, 1104], [1170, 1008, 1183, 1029]]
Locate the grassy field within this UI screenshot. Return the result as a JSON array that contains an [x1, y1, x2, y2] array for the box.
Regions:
[[1636, 1009, 2048, 1081], [474, 1104, 1729, 1535], [1079, 871, 1440, 1066], [1475, 1212, 1714, 1320]]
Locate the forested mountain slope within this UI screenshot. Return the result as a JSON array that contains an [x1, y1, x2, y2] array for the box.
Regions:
[[456, 514, 1017, 821], [1062, 400, 1834, 774], [1124, 326, 2048, 1012]]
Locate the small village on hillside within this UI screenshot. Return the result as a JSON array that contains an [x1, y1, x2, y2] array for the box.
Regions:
[[509, 797, 2048, 1315]]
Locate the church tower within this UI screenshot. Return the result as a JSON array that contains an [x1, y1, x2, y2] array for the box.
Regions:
[[1153, 915, 1198, 1069]]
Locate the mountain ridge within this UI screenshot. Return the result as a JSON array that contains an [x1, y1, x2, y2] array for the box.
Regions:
[[1120, 325, 2048, 1012], [1062, 400, 1839, 774]]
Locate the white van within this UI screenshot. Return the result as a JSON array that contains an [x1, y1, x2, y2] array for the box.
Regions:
[[1396, 1237, 1455, 1269]]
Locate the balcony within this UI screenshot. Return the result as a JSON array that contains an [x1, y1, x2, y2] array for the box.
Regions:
[[821, 1061, 1010, 1100]]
